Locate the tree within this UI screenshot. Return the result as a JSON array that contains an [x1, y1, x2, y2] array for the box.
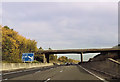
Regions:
[[2, 26, 38, 62], [39, 47, 43, 50], [58, 56, 68, 63], [48, 47, 52, 50], [4, 26, 10, 29], [68, 58, 73, 63]]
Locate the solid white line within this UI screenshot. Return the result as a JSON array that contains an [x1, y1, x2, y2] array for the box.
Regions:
[[3, 71, 17, 75], [25, 69, 36, 71], [35, 70, 41, 73], [3, 69, 36, 75], [79, 65, 108, 82], [24, 70, 29, 71], [16, 71, 23, 73], [3, 70, 24, 75], [29, 69, 34, 71], [24, 69, 35, 71]]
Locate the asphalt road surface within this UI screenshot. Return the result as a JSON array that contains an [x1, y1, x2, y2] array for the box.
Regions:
[[2, 65, 106, 82]]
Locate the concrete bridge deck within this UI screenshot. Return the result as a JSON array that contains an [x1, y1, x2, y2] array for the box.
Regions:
[[38, 48, 120, 63], [38, 48, 120, 54]]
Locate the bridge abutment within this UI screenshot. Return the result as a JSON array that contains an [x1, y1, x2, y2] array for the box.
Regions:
[[45, 54, 49, 63], [43, 54, 47, 63]]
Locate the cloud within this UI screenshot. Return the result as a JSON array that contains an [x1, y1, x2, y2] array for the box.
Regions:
[[0, 3, 2, 24], [2, 2, 118, 49]]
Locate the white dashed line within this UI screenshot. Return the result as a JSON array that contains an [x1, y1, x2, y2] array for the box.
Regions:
[[47, 78, 51, 81], [44, 78, 51, 82], [79, 65, 108, 82], [60, 70, 63, 72], [4, 78, 8, 80]]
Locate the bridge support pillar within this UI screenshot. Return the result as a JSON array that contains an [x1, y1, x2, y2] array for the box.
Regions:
[[80, 52, 83, 63], [43, 54, 46, 63], [45, 54, 49, 63]]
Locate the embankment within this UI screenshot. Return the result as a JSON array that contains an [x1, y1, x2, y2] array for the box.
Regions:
[[81, 58, 120, 78]]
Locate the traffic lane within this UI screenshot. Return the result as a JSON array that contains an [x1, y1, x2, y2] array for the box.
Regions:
[[10, 65, 101, 81], [51, 65, 100, 80], [9, 66, 66, 80], [2, 65, 59, 80]]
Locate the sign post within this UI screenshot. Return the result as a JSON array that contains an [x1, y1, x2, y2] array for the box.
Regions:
[[22, 53, 34, 62]]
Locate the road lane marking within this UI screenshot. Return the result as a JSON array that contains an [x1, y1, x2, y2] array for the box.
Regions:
[[35, 70, 41, 73], [50, 68, 53, 69], [44, 78, 51, 82], [24, 70, 29, 71], [25, 69, 33, 71], [4, 78, 8, 80], [16, 70, 23, 73], [3, 68, 39, 75], [47, 78, 51, 81], [60, 70, 63, 72], [3, 71, 17, 75], [3, 70, 24, 75], [24, 69, 35, 71], [79, 65, 108, 82]]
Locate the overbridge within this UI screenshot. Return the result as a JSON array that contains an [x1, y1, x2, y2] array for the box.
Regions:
[[38, 48, 120, 63]]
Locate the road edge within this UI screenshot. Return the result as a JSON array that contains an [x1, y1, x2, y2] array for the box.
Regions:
[[79, 65, 108, 82]]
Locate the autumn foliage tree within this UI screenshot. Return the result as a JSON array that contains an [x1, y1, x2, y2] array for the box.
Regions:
[[58, 56, 68, 63], [2, 26, 38, 62], [58, 56, 80, 63], [48, 48, 58, 62], [2, 25, 59, 63]]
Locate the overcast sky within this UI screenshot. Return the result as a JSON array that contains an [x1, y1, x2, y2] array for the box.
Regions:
[[2, 2, 118, 49]]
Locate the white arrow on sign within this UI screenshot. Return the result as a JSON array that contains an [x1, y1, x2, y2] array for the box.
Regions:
[[28, 56, 33, 60]]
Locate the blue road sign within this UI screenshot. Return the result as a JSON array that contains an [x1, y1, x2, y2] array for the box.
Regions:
[[22, 53, 34, 62]]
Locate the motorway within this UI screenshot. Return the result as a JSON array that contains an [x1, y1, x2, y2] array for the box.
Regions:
[[2, 65, 106, 82]]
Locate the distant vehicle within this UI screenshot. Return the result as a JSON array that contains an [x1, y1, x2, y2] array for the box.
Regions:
[[65, 63, 70, 66], [70, 63, 73, 65]]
